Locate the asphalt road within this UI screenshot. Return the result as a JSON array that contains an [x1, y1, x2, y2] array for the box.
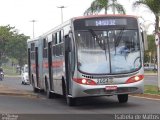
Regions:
[[1, 76, 32, 92], [144, 75, 158, 86], [0, 94, 160, 114]]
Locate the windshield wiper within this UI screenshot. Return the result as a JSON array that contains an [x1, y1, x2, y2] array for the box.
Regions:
[[88, 29, 108, 61], [89, 29, 106, 50], [115, 27, 125, 47]]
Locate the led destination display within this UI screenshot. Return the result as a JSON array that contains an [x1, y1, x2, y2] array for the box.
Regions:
[[85, 19, 127, 26]]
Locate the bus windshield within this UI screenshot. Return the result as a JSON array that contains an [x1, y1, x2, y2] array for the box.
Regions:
[[75, 29, 141, 74]]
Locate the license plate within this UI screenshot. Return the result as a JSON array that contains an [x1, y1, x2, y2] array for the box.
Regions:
[[105, 86, 117, 90]]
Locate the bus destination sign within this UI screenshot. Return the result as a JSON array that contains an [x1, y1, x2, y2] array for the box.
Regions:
[[85, 19, 127, 27]]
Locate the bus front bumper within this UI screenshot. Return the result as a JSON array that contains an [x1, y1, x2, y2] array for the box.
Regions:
[[71, 80, 144, 98]]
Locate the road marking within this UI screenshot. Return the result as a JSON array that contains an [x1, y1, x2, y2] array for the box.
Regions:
[[130, 95, 160, 101]]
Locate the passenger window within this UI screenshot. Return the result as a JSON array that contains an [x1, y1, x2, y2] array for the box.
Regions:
[[57, 32, 60, 44], [43, 38, 48, 58]]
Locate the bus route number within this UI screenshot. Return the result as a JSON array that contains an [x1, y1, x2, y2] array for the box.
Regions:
[[97, 78, 109, 84]]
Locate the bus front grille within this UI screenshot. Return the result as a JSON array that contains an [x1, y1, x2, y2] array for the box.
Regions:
[[84, 87, 138, 95]]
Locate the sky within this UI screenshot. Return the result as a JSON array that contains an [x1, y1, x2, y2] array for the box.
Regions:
[[0, 0, 155, 38]]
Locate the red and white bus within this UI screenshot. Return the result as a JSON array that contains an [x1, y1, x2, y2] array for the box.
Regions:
[[27, 15, 147, 106]]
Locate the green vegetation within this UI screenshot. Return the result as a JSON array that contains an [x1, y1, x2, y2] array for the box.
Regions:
[[144, 70, 157, 74], [133, 0, 160, 33], [144, 85, 160, 95], [84, 0, 125, 15], [3, 65, 20, 76], [0, 25, 29, 67]]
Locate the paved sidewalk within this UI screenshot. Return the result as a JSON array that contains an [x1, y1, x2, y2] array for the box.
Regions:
[[0, 83, 37, 97]]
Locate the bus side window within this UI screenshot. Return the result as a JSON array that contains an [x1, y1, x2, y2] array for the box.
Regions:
[[52, 34, 55, 45], [57, 32, 60, 44], [59, 30, 64, 43], [59, 30, 64, 55], [31, 43, 35, 60], [61, 30, 64, 42], [43, 38, 48, 58], [55, 33, 58, 45], [52, 34, 56, 56], [55, 32, 60, 56], [59, 31, 62, 43]]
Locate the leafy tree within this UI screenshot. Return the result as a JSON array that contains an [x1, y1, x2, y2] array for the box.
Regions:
[[0, 25, 15, 65], [133, 0, 160, 33], [84, 0, 126, 15], [7, 33, 29, 67], [0, 25, 29, 66]]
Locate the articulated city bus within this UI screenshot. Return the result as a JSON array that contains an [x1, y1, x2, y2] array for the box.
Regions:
[[27, 15, 147, 106]]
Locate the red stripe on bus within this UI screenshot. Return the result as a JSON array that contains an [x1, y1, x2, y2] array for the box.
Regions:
[[52, 61, 63, 68], [43, 62, 49, 68], [31, 64, 36, 68]]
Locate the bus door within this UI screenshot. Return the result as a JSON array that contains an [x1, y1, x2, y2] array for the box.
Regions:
[[35, 47, 40, 87], [28, 48, 31, 83], [48, 42, 53, 91]]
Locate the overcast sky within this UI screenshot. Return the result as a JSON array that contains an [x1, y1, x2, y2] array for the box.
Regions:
[[0, 0, 155, 38]]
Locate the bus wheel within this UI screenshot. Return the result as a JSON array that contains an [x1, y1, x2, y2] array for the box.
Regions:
[[66, 97, 76, 106], [45, 80, 53, 99], [118, 94, 128, 103], [62, 80, 76, 106], [32, 78, 39, 93]]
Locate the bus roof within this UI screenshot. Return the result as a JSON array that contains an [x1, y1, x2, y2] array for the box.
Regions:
[[73, 14, 138, 20]]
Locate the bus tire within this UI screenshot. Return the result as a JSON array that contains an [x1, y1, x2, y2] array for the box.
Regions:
[[118, 94, 128, 103], [62, 79, 76, 106], [32, 77, 39, 93], [66, 97, 76, 106], [45, 79, 53, 99]]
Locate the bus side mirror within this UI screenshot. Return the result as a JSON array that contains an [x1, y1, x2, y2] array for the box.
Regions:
[[65, 36, 71, 52], [141, 31, 148, 51]]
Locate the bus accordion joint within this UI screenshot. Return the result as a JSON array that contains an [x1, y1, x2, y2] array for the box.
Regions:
[[125, 75, 144, 84], [73, 78, 97, 85]]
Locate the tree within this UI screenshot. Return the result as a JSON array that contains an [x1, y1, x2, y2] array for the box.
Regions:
[[84, 0, 126, 15], [0, 25, 29, 66], [7, 33, 29, 67], [133, 0, 160, 33], [0, 25, 15, 65]]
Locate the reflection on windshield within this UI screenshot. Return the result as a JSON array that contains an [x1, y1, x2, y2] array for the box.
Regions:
[[76, 29, 141, 74]]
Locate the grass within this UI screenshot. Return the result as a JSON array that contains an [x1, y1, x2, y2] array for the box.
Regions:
[[144, 85, 160, 95], [144, 70, 157, 74], [2, 65, 20, 76]]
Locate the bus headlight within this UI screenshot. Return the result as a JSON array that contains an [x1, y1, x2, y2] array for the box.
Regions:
[[73, 78, 97, 85]]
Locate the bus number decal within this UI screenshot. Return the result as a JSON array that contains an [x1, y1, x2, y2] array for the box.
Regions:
[[97, 78, 109, 84]]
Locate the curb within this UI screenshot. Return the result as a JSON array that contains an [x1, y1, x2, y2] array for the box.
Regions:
[[0, 91, 39, 98], [0, 92, 37, 97], [130, 94, 160, 100]]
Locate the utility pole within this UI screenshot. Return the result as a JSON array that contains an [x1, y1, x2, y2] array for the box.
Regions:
[[155, 32, 160, 91], [57, 6, 66, 23], [30, 20, 36, 38], [155, 15, 160, 91]]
